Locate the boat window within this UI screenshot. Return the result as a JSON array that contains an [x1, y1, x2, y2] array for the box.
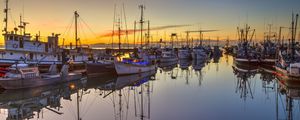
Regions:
[[111, 58, 114, 60], [10, 52, 13, 55], [41, 54, 43, 57], [9, 36, 13, 40]]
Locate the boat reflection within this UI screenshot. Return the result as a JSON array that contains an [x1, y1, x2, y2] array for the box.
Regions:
[[179, 59, 191, 70], [0, 78, 87, 120], [259, 66, 276, 98], [96, 71, 156, 120], [0, 70, 156, 120], [158, 61, 177, 72], [277, 79, 300, 120], [233, 62, 280, 102], [192, 59, 206, 71], [232, 63, 258, 101]]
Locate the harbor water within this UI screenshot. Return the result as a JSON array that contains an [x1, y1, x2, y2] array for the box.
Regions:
[[0, 55, 298, 120]]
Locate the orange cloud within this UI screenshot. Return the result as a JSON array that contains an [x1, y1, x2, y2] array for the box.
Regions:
[[98, 24, 191, 38]]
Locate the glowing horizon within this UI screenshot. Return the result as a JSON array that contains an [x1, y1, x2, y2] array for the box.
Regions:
[[0, 0, 299, 45]]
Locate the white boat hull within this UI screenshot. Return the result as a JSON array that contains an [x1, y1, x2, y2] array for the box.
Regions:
[[114, 62, 156, 75], [0, 73, 83, 89]]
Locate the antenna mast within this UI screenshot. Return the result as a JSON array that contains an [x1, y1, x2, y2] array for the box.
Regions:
[[74, 11, 79, 49], [139, 5, 145, 48], [118, 18, 121, 53], [134, 21, 136, 48], [3, 0, 9, 38]]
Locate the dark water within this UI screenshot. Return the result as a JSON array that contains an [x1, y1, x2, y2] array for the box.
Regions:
[[0, 55, 299, 120]]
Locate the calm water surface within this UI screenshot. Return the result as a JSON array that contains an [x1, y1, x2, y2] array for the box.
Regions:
[[0, 55, 299, 120]]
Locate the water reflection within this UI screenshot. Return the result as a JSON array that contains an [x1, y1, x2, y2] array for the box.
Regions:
[[0, 71, 156, 120], [232, 63, 258, 101], [95, 71, 156, 120], [1, 55, 300, 120], [179, 59, 191, 70], [158, 61, 177, 72], [277, 79, 300, 120], [0, 78, 87, 120]]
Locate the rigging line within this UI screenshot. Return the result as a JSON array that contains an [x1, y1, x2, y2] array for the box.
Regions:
[[79, 90, 89, 118], [79, 17, 98, 38], [279, 92, 287, 117], [62, 16, 74, 37], [8, 10, 17, 28], [112, 3, 117, 49], [125, 88, 130, 120], [122, 3, 129, 49], [81, 92, 102, 118], [63, 100, 77, 120], [78, 19, 88, 44]]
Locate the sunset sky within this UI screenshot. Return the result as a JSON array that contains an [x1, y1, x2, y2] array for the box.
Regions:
[[0, 0, 300, 45]]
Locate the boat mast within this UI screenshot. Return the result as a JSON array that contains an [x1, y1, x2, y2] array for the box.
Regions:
[[112, 4, 116, 49], [278, 27, 283, 45], [122, 3, 129, 49], [147, 21, 150, 48], [76, 89, 80, 120], [134, 21, 136, 48], [118, 18, 121, 53], [140, 84, 144, 120], [3, 0, 9, 40], [186, 32, 189, 47], [291, 13, 298, 60], [74, 11, 79, 49], [139, 5, 145, 48]]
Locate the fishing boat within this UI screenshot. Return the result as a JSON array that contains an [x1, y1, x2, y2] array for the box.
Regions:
[[158, 60, 177, 72], [0, 63, 83, 89], [179, 59, 191, 70], [192, 58, 206, 71], [178, 46, 191, 59], [86, 53, 116, 76], [160, 47, 178, 62], [191, 45, 208, 60], [114, 5, 156, 75], [258, 25, 277, 65], [0, 1, 92, 71], [160, 33, 178, 62], [259, 40, 277, 65], [114, 52, 156, 75], [213, 45, 222, 57], [234, 24, 259, 65], [275, 14, 300, 80]]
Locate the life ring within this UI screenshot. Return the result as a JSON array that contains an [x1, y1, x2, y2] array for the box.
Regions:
[[12, 44, 18, 48]]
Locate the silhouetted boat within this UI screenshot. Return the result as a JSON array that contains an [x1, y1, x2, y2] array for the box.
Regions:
[[234, 24, 259, 65]]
